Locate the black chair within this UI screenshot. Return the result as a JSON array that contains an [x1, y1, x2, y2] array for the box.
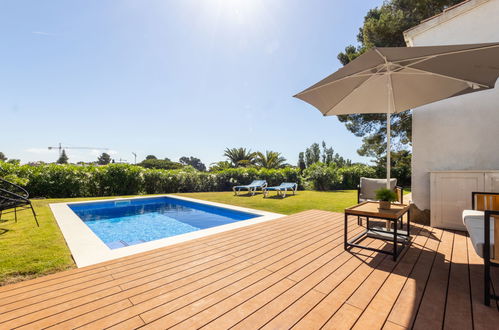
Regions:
[[0, 178, 39, 226]]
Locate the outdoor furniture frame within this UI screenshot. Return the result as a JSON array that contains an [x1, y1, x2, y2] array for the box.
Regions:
[[463, 192, 499, 306], [232, 180, 267, 196], [344, 201, 411, 261], [0, 178, 39, 226], [356, 177, 404, 226], [263, 182, 298, 198]]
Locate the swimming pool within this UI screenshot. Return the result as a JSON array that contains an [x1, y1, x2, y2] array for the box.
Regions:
[[69, 197, 259, 249], [51, 195, 283, 267]]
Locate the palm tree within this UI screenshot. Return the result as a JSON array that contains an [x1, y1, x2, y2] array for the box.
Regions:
[[209, 161, 233, 171], [223, 148, 257, 167], [256, 151, 287, 169]]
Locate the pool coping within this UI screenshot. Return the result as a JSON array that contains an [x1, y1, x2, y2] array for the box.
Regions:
[[50, 195, 284, 268]]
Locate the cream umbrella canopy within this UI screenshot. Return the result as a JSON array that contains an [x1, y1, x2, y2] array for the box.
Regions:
[[294, 42, 499, 188]]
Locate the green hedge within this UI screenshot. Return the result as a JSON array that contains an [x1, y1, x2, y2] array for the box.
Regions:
[[0, 163, 302, 198], [0, 162, 377, 198]]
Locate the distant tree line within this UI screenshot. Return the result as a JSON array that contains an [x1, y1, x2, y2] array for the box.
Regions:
[[0, 141, 412, 188]]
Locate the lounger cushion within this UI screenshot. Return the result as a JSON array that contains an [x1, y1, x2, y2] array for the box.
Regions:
[[462, 210, 495, 259], [265, 183, 296, 190], [359, 178, 397, 200], [234, 180, 266, 189]]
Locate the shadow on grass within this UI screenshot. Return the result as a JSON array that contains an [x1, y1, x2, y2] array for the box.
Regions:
[[263, 194, 297, 200], [0, 228, 9, 235], [234, 192, 265, 198]]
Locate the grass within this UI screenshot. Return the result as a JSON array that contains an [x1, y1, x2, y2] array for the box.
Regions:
[[0, 196, 136, 286], [177, 190, 358, 215], [0, 190, 357, 286]]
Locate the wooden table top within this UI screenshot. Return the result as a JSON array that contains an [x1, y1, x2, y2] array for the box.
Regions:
[[345, 201, 410, 219]]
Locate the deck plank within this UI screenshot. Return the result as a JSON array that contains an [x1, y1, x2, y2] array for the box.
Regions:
[[251, 240, 384, 330], [467, 236, 499, 329], [0, 213, 340, 326], [386, 227, 444, 328], [412, 230, 454, 330], [0, 209, 496, 329], [68, 214, 355, 329], [351, 226, 433, 329], [443, 231, 473, 330]]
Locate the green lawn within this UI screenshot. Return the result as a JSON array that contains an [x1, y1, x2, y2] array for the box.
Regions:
[[0, 190, 357, 286], [177, 190, 358, 215], [0, 196, 137, 286]]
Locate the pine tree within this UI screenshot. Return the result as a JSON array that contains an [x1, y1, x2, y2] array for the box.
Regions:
[[57, 150, 69, 164], [297, 152, 306, 171]]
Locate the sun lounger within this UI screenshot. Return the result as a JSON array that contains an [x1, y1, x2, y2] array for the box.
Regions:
[[263, 182, 297, 198], [462, 192, 499, 306], [233, 180, 267, 196]]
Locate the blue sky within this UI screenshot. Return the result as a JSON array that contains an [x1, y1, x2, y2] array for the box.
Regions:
[[1, 0, 382, 166]]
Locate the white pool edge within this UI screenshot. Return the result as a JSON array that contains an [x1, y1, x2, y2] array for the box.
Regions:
[[50, 195, 284, 268]]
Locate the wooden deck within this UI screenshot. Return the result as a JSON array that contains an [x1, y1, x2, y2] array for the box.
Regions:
[[0, 210, 498, 329]]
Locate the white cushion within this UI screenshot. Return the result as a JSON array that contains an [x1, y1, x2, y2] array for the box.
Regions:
[[462, 210, 495, 259], [462, 209, 485, 225], [360, 177, 397, 200]]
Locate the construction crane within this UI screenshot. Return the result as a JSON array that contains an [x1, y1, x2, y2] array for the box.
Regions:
[[48, 143, 109, 156]]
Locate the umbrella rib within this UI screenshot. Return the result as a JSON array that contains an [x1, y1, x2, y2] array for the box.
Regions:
[[390, 43, 499, 65], [293, 66, 384, 97], [393, 55, 437, 70], [323, 66, 387, 116], [375, 48, 388, 63], [390, 63, 492, 88]]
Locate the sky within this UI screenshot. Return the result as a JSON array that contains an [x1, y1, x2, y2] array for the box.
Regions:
[[0, 0, 382, 166]]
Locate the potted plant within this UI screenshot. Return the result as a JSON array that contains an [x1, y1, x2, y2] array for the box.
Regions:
[[375, 188, 398, 210]]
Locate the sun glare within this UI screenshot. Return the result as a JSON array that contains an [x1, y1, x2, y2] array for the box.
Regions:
[[209, 0, 263, 25]]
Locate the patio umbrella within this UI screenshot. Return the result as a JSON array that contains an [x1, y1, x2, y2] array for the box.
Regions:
[[294, 42, 499, 188]]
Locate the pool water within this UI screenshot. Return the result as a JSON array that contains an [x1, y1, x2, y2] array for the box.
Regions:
[[69, 197, 259, 249]]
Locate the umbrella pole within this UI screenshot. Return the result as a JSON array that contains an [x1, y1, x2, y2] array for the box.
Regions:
[[386, 111, 391, 189]]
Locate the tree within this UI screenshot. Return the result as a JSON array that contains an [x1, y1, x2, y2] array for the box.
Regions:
[[7, 159, 20, 165], [97, 152, 112, 165], [297, 152, 306, 171], [179, 156, 206, 171], [336, 0, 461, 159], [223, 148, 257, 167], [145, 155, 157, 160], [0, 152, 6, 162], [322, 141, 335, 165], [209, 161, 233, 171], [255, 151, 287, 169], [138, 158, 183, 170], [305, 143, 321, 167], [300, 142, 353, 169], [57, 150, 69, 164], [375, 149, 412, 187]]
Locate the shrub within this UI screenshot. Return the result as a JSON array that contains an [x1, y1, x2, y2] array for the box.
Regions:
[[302, 163, 341, 191], [0, 162, 381, 198], [138, 159, 184, 170], [0, 163, 302, 198], [338, 164, 377, 189], [95, 164, 144, 196]]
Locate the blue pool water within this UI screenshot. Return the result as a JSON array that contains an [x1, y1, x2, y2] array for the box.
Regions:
[[69, 197, 259, 249]]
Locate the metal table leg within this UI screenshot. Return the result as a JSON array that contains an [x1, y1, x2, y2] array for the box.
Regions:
[[393, 219, 398, 260]]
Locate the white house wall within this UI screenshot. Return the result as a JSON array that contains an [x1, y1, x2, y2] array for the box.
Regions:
[[404, 0, 499, 211]]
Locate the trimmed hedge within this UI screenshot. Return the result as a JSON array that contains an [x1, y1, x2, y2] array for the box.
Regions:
[[0, 163, 302, 198], [0, 162, 377, 198]]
